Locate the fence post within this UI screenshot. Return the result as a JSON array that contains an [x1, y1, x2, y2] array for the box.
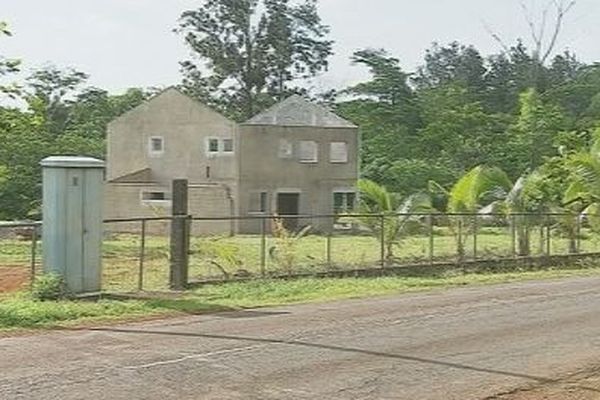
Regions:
[[428, 214, 434, 266], [539, 222, 545, 256], [138, 219, 146, 291], [30, 225, 38, 286], [546, 216, 551, 256], [260, 217, 267, 277], [380, 214, 386, 268], [457, 217, 463, 262], [170, 179, 189, 291], [511, 214, 517, 259], [327, 217, 333, 269], [473, 214, 478, 261], [576, 215, 582, 254]]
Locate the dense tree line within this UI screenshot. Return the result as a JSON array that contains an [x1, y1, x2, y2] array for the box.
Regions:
[[1, 0, 600, 222], [0, 25, 150, 219]]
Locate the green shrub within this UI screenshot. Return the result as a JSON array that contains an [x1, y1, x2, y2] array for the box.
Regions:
[[31, 273, 69, 301]]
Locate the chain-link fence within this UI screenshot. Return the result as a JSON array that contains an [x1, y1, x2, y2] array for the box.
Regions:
[[1, 212, 598, 293], [0, 221, 41, 292], [186, 212, 598, 283]]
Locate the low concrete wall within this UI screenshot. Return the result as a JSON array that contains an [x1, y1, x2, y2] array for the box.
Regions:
[[104, 183, 234, 236], [188, 252, 600, 287]]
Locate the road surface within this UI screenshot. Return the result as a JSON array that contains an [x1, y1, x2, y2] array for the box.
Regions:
[[2, 277, 600, 399]]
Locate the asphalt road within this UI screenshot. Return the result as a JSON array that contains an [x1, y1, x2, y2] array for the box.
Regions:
[[2, 277, 600, 400]]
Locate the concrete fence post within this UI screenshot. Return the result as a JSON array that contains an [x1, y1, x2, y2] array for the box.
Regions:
[[170, 179, 190, 291]]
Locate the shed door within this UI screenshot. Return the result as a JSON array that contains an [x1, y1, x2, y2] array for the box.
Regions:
[[65, 170, 84, 291]]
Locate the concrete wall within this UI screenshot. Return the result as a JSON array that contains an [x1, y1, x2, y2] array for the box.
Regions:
[[188, 184, 236, 236], [105, 88, 239, 235], [104, 183, 172, 235], [237, 124, 359, 233], [104, 183, 232, 236], [107, 88, 238, 187]]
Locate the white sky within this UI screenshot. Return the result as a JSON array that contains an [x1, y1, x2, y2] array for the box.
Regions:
[[3, 0, 600, 94]]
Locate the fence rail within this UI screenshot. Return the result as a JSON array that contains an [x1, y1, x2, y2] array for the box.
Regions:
[[1, 212, 598, 293], [0, 221, 41, 288]]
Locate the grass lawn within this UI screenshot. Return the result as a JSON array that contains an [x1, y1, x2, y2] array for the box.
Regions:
[[104, 227, 600, 291], [2, 264, 600, 332], [2, 227, 600, 292]]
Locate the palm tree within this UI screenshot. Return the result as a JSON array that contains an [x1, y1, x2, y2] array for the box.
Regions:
[[485, 174, 536, 256], [564, 135, 600, 238], [565, 137, 600, 219], [437, 166, 512, 259], [349, 179, 431, 264]]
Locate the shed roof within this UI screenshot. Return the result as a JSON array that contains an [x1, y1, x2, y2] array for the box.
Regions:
[[110, 168, 156, 184], [243, 95, 356, 128]]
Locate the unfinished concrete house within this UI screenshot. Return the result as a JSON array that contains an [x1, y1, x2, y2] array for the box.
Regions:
[[104, 88, 359, 234]]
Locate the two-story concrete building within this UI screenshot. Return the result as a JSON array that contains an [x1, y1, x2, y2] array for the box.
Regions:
[[104, 88, 358, 234]]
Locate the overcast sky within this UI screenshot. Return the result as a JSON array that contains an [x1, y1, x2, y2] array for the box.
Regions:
[[3, 0, 600, 94]]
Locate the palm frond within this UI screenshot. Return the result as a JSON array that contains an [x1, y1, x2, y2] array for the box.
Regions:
[[448, 166, 511, 213], [356, 179, 395, 212]]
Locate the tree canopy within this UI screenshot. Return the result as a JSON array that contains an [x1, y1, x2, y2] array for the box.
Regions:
[[177, 0, 333, 121], [2, 1, 600, 222]]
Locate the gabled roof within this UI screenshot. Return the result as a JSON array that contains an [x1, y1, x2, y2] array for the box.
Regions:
[[110, 168, 156, 184], [109, 87, 234, 127], [243, 95, 357, 128]]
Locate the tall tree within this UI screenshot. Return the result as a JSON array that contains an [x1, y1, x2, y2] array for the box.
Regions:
[[177, 0, 332, 120], [336, 49, 427, 194], [25, 67, 89, 136], [505, 88, 566, 176], [413, 42, 487, 97], [485, 0, 577, 93], [64, 87, 151, 138], [0, 21, 20, 98]]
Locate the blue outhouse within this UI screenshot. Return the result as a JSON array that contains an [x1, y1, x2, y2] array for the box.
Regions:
[[40, 156, 105, 293]]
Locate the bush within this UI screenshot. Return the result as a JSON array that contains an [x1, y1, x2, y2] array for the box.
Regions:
[[31, 273, 69, 301]]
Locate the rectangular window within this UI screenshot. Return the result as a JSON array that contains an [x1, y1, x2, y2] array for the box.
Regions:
[[330, 142, 348, 163], [141, 191, 170, 203], [250, 191, 268, 213], [208, 138, 219, 153], [333, 192, 356, 214], [223, 138, 234, 153], [149, 137, 164, 156], [260, 192, 268, 213], [278, 139, 293, 159], [299, 140, 318, 163]]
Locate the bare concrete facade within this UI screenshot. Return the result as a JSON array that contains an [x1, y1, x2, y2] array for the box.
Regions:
[[104, 89, 358, 235]]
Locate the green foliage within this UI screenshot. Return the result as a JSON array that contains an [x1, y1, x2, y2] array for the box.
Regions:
[[0, 65, 149, 220], [5, 269, 600, 330], [446, 166, 512, 213], [193, 238, 243, 278], [270, 218, 312, 275], [31, 273, 69, 301], [439, 166, 512, 258], [336, 36, 600, 199], [504, 88, 566, 175], [564, 132, 600, 231], [177, 0, 333, 120], [0, 21, 20, 98], [0, 297, 152, 329], [414, 42, 486, 97], [349, 179, 431, 262]]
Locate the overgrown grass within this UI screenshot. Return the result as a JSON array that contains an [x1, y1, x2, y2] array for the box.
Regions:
[[0, 295, 156, 330], [2, 265, 600, 332]]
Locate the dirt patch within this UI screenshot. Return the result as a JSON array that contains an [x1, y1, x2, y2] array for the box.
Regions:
[[0, 266, 30, 293]]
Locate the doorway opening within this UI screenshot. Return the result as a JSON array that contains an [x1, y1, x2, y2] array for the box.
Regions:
[[276, 193, 300, 231]]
